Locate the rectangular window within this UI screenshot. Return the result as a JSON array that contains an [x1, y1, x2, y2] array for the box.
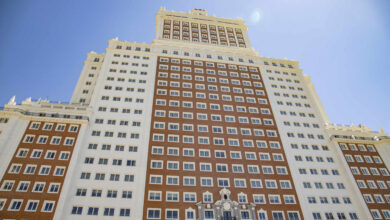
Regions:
[[147, 209, 161, 219], [41, 201, 55, 212], [8, 199, 23, 211], [25, 200, 39, 212]]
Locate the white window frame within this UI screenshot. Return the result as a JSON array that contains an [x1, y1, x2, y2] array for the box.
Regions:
[[41, 200, 55, 212]]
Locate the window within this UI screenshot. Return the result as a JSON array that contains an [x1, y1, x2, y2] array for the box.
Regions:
[[153, 134, 164, 142], [217, 164, 228, 172], [277, 166, 287, 175], [152, 147, 163, 155], [308, 197, 317, 204], [218, 178, 230, 187], [184, 193, 196, 202], [87, 207, 99, 215], [37, 135, 48, 144], [337, 213, 346, 220], [213, 138, 224, 145], [246, 152, 256, 159], [263, 166, 274, 174], [256, 140, 267, 148], [80, 172, 91, 180], [238, 193, 248, 203], [109, 174, 120, 181], [357, 181, 366, 188], [149, 175, 162, 184], [39, 165, 51, 175], [183, 162, 195, 171], [69, 125, 78, 132], [48, 183, 60, 193], [104, 208, 115, 216], [186, 209, 196, 219], [56, 124, 66, 131], [148, 191, 162, 201], [232, 165, 244, 173], [167, 161, 179, 170], [24, 135, 35, 143], [183, 136, 194, 143], [71, 206, 83, 215], [95, 173, 105, 180], [246, 165, 259, 174], [8, 199, 23, 211], [106, 190, 117, 198], [54, 166, 65, 176], [41, 201, 55, 212], [168, 135, 179, 142], [168, 148, 179, 156], [199, 149, 210, 158], [76, 188, 87, 196], [9, 164, 22, 174], [368, 210, 381, 219], [284, 195, 296, 204], [166, 191, 179, 202], [45, 151, 56, 159], [30, 122, 41, 129], [16, 181, 30, 192], [167, 176, 179, 185], [198, 137, 210, 145], [16, 148, 29, 157], [147, 209, 161, 219], [183, 124, 194, 131], [272, 211, 284, 220], [201, 177, 213, 187], [382, 210, 390, 219], [120, 208, 131, 217], [235, 179, 246, 188], [50, 137, 61, 145], [43, 123, 53, 131]]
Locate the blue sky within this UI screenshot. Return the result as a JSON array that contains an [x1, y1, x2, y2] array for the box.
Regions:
[[0, 0, 389, 133]]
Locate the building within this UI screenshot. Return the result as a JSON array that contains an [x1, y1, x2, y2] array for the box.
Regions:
[[325, 124, 390, 219], [0, 98, 90, 219], [0, 8, 389, 220]]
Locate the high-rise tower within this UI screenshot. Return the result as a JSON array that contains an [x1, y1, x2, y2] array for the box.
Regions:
[[0, 8, 389, 220]]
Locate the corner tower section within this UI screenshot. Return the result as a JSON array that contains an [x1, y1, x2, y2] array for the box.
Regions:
[[326, 124, 390, 219], [0, 98, 89, 219]]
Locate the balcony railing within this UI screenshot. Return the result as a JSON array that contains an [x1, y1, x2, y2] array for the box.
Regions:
[[1, 107, 89, 121]]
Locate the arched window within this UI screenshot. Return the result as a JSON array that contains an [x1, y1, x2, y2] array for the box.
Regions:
[[185, 208, 196, 220], [203, 191, 213, 203], [258, 210, 268, 220]]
